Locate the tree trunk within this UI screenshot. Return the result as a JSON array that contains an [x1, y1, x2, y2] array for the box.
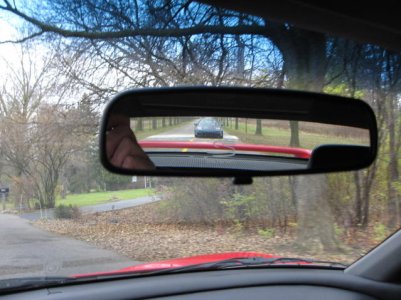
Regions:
[[289, 121, 300, 147], [136, 119, 143, 131], [269, 27, 338, 251], [255, 119, 262, 135], [386, 97, 400, 228], [296, 175, 339, 251], [353, 172, 363, 225]]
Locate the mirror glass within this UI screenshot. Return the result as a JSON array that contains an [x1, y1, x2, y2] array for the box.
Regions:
[[105, 115, 370, 172], [101, 88, 377, 175]]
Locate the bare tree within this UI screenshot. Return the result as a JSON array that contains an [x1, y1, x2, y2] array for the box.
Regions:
[[0, 44, 95, 208], [0, 45, 56, 206], [28, 104, 90, 207]]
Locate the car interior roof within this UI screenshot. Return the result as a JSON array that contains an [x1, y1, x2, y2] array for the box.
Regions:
[[201, 0, 401, 51]]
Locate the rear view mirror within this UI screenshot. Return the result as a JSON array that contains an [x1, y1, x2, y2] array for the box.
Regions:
[[100, 87, 377, 177]]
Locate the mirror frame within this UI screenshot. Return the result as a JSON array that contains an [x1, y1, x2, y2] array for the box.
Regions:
[[99, 87, 378, 178]]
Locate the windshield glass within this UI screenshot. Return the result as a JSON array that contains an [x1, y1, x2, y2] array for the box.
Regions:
[[0, 0, 399, 284], [197, 118, 220, 129]]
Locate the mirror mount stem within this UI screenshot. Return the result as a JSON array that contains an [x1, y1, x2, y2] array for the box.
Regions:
[[233, 176, 253, 185]]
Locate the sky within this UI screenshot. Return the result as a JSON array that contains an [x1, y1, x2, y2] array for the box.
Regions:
[[0, 13, 24, 75], [0, 12, 74, 105]]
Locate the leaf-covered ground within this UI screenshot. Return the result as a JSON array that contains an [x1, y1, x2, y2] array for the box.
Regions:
[[34, 203, 380, 265]]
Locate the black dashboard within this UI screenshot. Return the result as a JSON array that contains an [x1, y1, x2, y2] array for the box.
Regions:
[[149, 153, 308, 171], [2, 268, 401, 299]]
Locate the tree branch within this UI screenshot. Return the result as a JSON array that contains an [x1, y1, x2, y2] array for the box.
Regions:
[[0, 31, 44, 44], [0, 4, 268, 40]]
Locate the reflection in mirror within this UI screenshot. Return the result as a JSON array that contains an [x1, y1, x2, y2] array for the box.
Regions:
[[105, 113, 155, 170], [106, 114, 370, 172]]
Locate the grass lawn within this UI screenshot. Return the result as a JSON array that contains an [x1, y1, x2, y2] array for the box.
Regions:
[[225, 120, 368, 149], [56, 188, 154, 207], [1, 201, 14, 211]]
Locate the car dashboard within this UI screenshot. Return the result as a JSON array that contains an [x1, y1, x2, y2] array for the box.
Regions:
[[2, 268, 401, 300], [149, 153, 308, 171]]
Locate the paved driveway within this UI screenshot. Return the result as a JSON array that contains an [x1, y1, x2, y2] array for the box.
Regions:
[[19, 195, 161, 221], [19, 209, 55, 221], [0, 214, 138, 279], [80, 195, 160, 213], [145, 119, 239, 142]]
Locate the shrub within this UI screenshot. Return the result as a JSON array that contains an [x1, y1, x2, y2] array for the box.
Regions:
[[258, 228, 275, 238], [373, 223, 388, 242], [54, 204, 81, 219]]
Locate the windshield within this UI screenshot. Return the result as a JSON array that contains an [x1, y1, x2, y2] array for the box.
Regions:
[[0, 0, 399, 285], [197, 118, 220, 129]]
